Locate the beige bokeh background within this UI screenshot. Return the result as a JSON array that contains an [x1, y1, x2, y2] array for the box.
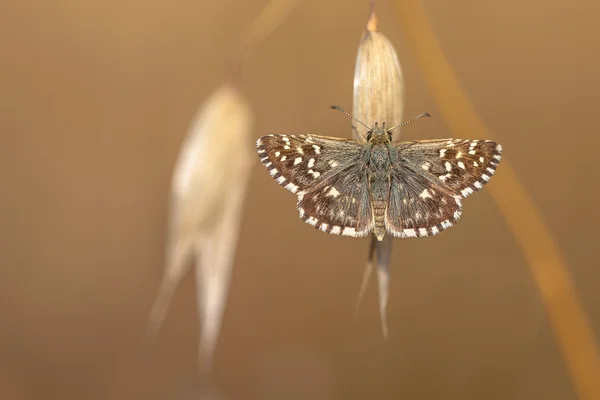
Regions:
[[2, 0, 599, 399]]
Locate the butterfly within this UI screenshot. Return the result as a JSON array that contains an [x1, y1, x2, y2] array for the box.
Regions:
[[256, 106, 502, 241]]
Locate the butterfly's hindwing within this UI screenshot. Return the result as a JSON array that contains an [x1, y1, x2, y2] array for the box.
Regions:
[[257, 134, 372, 236], [386, 164, 463, 238], [297, 162, 373, 237]]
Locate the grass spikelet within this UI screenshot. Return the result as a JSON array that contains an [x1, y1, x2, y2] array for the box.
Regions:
[[145, 0, 297, 380], [352, 2, 404, 338], [146, 84, 254, 375], [352, 3, 404, 144]]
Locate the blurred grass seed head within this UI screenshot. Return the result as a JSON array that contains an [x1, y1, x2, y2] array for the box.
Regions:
[[147, 84, 254, 374], [352, 12, 405, 338]]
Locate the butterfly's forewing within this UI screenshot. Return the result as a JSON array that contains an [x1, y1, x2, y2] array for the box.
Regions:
[[395, 139, 502, 197], [257, 134, 359, 193], [385, 138, 502, 238], [257, 134, 373, 237]]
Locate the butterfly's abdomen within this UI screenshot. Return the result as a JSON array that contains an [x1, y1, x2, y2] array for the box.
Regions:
[[372, 200, 387, 241]]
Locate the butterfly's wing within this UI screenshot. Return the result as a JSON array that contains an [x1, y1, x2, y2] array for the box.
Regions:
[[256, 134, 373, 237], [396, 139, 503, 197], [297, 161, 373, 237], [386, 138, 502, 238]]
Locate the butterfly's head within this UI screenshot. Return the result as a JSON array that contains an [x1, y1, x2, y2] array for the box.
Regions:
[[366, 122, 392, 143], [329, 105, 431, 142]]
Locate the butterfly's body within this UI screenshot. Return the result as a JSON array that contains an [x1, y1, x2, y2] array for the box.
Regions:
[[256, 113, 502, 241], [362, 127, 393, 240]]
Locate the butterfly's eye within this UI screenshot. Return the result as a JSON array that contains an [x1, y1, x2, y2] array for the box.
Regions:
[[387, 131, 393, 140], [366, 131, 373, 141]]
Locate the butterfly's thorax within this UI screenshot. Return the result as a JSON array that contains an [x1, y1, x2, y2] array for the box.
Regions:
[[367, 131, 393, 240]]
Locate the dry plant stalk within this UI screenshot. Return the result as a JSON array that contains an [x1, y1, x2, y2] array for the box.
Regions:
[[352, 4, 404, 338], [392, 0, 600, 397], [146, 84, 254, 374], [233, 0, 297, 70]]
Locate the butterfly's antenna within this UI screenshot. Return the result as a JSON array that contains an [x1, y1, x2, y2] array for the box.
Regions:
[[330, 105, 373, 131], [387, 113, 431, 132]]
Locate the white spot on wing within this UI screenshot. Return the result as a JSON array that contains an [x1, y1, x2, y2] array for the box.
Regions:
[[439, 173, 451, 182], [306, 216, 318, 226], [285, 182, 298, 193], [308, 158, 315, 168], [445, 162, 452, 171], [458, 161, 465, 169], [326, 187, 340, 197], [312, 145, 321, 154], [419, 189, 432, 199], [294, 157, 302, 165], [403, 229, 417, 238], [331, 226, 341, 235], [439, 148, 447, 157], [342, 227, 356, 236]]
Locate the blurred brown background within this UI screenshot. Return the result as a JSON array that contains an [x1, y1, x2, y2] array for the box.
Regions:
[[2, 0, 600, 399]]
